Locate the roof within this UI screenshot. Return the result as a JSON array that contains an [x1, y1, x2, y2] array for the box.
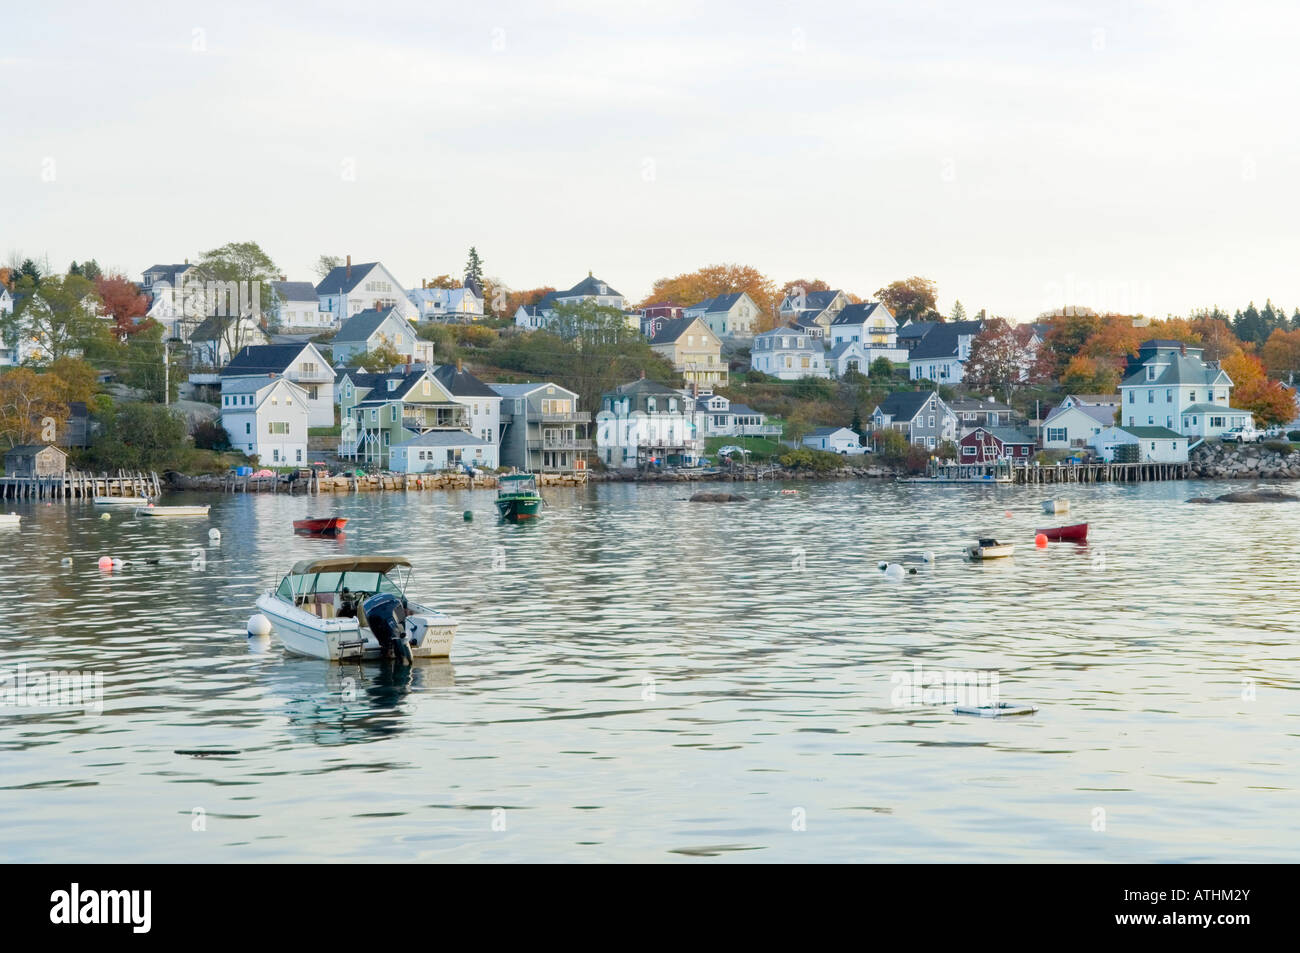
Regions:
[[333, 307, 407, 344], [807, 426, 853, 436], [828, 341, 866, 359], [1045, 402, 1114, 426], [686, 292, 745, 314], [288, 555, 411, 576], [783, 289, 841, 311], [983, 427, 1036, 444], [560, 273, 621, 299], [728, 403, 759, 415], [191, 314, 266, 342], [897, 320, 937, 340], [948, 397, 1012, 412], [1118, 426, 1184, 439], [4, 444, 67, 457], [315, 262, 380, 296], [1120, 352, 1227, 388], [830, 302, 887, 325], [394, 430, 488, 448], [220, 343, 321, 376], [909, 320, 984, 361], [647, 316, 708, 345], [221, 376, 285, 395], [608, 378, 682, 398], [874, 390, 939, 422], [1068, 393, 1120, 405], [432, 363, 499, 398], [1179, 403, 1240, 415], [272, 281, 318, 303], [489, 381, 575, 399]]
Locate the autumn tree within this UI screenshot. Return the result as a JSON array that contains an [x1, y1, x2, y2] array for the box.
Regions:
[[876, 277, 940, 324], [1226, 352, 1295, 424], [0, 368, 68, 447], [1259, 327, 1300, 380], [780, 278, 830, 300], [641, 264, 779, 327], [95, 274, 150, 339], [425, 275, 460, 289], [1059, 355, 1119, 394], [964, 318, 1037, 402]]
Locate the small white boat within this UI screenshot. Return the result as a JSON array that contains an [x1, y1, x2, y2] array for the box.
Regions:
[[94, 496, 151, 506], [954, 703, 1038, 717], [255, 555, 457, 661], [135, 504, 210, 518], [967, 538, 1015, 560], [0, 514, 20, 527], [1041, 499, 1069, 514]]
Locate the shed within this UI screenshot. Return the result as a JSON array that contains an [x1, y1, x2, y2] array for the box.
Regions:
[[5, 444, 68, 478]]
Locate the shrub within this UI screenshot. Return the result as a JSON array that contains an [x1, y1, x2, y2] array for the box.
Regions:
[[1263, 440, 1293, 454], [1288, 431, 1300, 442], [778, 447, 847, 472], [872, 429, 909, 463], [790, 376, 834, 402], [192, 419, 231, 451]]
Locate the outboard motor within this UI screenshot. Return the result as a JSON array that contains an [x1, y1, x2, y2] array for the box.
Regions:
[[361, 593, 412, 662]]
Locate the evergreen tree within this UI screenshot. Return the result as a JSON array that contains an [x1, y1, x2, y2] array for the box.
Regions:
[[464, 247, 484, 287], [950, 300, 967, 322]]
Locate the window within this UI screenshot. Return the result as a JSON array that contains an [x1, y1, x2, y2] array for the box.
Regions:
[[1127, 391, 1134, 404], [1190, 391, 1197, 402], [1147, 416, 1154, 425], [273, 449, 279, 462], [1147, 390, 1154, 403], [962, 446, 976, 456], [296, 449, 303, 462], [268, 421, 289, 435], [1046, 427, 1067, 442], [928, 416, 935, 428], [245, 422, 251, 435], [1166, 388, 1172, 402]]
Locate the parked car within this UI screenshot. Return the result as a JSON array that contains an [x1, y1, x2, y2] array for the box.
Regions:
[[1222, 426, 1263, 444]]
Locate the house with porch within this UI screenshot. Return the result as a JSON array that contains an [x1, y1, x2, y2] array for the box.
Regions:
[[389, 430, 496, 472], [908, 320, 984, 384], [1119, 339, 1248, 438], [408, 277, 485, 323], [491, 382, 591, 475], [778, 288, 852, 334], [220, 343, 335, 428], [596, 378, 701, 470], [219, 376, 310, 466], [690, 392, 780, 439], [750, 327, 828, 380], [647, 316, 728, 388], [870, 391, 958, 449], [316, 258, 416, 324], [432, 362, 502, 450], [958, 426, 1037, 464], [682, 292, 760, 339], [330, 307, 431, 367], [342, 368, 472, 468], [828, 302, 908, 364], [949, 396, 1017, 435]]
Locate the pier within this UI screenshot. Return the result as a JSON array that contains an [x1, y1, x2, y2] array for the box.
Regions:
[[0, 470, 161, 500], [910, 459, 1192, 484]]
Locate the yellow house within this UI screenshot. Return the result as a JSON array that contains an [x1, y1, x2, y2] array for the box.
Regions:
[[646, 316, 728, 388]]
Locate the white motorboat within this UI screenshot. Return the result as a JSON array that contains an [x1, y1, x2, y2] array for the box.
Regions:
[[135, 504, 210, 518], [254, 555, 457, 661], [1041, 499, 1069, 514], [94, 496, 151, 505], [967, 538, 1015, 560], [0, 514, 20, 527]]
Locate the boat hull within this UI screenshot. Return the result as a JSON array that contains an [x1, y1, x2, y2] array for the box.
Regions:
[[293, 517, 348, 535], [496, 497, 542, 521], [1037, 522, 1088, 542], [94, 496, 150, 505], [136, 505, 210, 518], [255, 593, 456, 661], [0, 514, 20, 527], [968, 544, 1015, 559]]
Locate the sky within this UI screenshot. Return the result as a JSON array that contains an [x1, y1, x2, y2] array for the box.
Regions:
[[3, 0, 1299, 320]]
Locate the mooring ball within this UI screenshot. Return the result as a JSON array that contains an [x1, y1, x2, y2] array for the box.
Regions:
[[60, 557, 73, 567], [111, 558, 125, 570], [1035, 533, 1048, 548], [100, 513, 111, 521], [246, 614, 272, 638], [97, 556, 113, 570], [877, 561, 888, 571], [884, 563, 906, 581], [209, 528, 221, 542], [463, 511, 473, 521], [922, 551, 935, 563]]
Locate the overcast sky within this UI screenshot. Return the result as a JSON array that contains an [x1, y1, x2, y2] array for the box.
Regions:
[[3, 0, 1298, 319]]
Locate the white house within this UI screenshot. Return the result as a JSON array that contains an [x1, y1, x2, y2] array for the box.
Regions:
[[432, 363, 502, 450], [1042, 396, 1118, 450], [690, 392, 780, 439], [513, 273, 629, 332], [683, 292, 760, 339], [1091, 425, 1188, 463], [779, 288, 852, 334], [908, 320, 984, 384], [802, 426, 861, 454], [828, 302, 908, 363], [270, 281, 330, 332], [595, 378, 701, 470], [390, 430, 497, 472], [219, 376, 310, 466], [331, 307, 431, 367], [1119, 339, 1250, 438], [827, 340, 872, 378], [751, 327, 829, 380], [220, 343, 335, 428], [316, 258, 417, 324], [408, 278, 485, 323]]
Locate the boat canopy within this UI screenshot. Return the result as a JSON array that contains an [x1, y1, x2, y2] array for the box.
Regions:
[[500, 473, 535, 482], [288, 555, 412, 576]]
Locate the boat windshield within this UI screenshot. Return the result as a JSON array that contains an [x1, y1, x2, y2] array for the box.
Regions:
[[277, 568, 407, 600], [500, 475, 537, 494]]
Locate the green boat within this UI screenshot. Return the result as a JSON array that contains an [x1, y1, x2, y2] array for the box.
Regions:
[[496, 473, 543, 522]]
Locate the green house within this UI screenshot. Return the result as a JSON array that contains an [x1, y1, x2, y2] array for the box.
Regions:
[[340, 368, 470, 468]]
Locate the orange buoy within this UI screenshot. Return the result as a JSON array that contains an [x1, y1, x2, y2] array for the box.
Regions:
[[97, 555, 113, 571], [1005, 510, 1013, 518], [1034, 533, 1048, 547]]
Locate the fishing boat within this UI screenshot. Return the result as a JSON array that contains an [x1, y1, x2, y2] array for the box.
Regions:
[[967, 538, 1015, 560], [496, 473, 543, 522], [293, 516, 348, 535], [0, 514, 20, 527], [93, 496, 151, 506], [1041, 499, 1069, 514], [254, 555, 457, 661], [135, 504, 210, 518], [1036, 522, 1088, 543]]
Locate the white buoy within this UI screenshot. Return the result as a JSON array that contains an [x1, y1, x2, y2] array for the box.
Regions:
[[883, 563, 906, 581], [111, 558, 125, 570], [60, 557, 73, 567], [209, 528, 221, 542], [100, 513, 111, 521], [922, 551, 935, 564], [246, 614, 272, 638]]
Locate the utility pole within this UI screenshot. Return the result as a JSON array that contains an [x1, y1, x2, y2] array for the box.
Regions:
[[163, 338, 170, 406]]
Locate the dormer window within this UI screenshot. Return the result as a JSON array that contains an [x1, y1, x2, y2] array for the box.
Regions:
[[1146, 366, 1156, 380]]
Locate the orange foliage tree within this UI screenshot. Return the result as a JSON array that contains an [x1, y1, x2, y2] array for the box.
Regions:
[[640, 264, 778, 327], [1258, 328, 1300, 380]]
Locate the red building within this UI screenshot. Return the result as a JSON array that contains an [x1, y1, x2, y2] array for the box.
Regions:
[[958, 426, 1037, 463]]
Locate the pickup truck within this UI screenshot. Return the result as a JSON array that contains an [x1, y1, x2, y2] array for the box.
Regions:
[[1222, 426, 1263, 444]]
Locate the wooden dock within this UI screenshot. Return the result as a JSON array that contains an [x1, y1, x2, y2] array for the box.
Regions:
[[0, 470, 161, 500], [1011, 461, 1191, 483]]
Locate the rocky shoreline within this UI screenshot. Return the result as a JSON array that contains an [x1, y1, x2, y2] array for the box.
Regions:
[[1188, 443, 1300, 480], [585, 465, 901, 483]]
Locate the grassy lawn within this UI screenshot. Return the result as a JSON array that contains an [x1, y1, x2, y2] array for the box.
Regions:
[[309, 425, 341, 437], [703, 435, 786, 458]]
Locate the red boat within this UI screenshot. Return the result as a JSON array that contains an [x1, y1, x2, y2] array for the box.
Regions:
[[293, 517, 348, 535], [1036, 522, 1088, 543]]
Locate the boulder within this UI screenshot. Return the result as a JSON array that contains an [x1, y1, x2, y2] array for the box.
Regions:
[[689, 492, 748, 503]]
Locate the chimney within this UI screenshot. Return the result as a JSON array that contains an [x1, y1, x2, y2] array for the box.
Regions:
[[346, 255, 351, 281], [279, 274, 286, 282], [456, 357, 463, 372], [1180, 342, 1187, 356], [405, 363, 411, 375], [422, 278, 427, 289], [639, 369, 645, 380]]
